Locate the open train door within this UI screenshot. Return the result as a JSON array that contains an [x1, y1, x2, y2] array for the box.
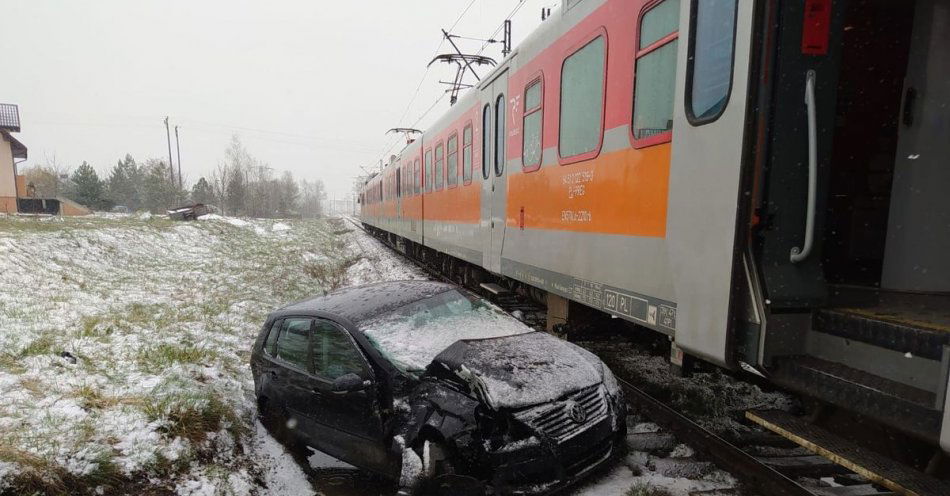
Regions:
[[666, 0, 758, 367]]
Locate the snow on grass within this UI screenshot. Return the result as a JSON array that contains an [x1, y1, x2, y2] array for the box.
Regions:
[[0, 214, 368, 495]]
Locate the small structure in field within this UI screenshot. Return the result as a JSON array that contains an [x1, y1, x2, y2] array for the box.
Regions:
[[167, 204, 210, 221]]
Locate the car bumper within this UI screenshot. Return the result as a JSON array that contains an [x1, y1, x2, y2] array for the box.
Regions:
[[488, 405, 625, 495]]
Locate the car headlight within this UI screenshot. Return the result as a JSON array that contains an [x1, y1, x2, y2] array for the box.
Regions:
[[601, 363, 621, 397]]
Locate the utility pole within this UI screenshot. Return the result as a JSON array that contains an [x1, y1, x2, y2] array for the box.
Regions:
[[174, 125, 182, 190], [164, 116, 175, 186]]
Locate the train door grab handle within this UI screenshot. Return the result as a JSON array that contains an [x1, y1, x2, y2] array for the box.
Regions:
[[791, 70, 818, 264]]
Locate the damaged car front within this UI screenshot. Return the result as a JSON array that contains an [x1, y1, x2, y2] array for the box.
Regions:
[[361, 289, 626, 494]]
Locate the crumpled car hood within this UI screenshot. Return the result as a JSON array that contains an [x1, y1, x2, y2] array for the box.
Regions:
[[429, 332, 603, 410]]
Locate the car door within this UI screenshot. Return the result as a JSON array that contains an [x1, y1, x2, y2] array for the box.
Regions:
[[267, 317, 316, 435], [299, 318, 390, 473]]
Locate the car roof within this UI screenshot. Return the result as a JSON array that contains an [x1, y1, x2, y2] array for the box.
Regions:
[[272, 280, 457, 325]]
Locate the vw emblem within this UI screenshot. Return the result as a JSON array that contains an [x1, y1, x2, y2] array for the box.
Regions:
[[566, 401, 587, 424]]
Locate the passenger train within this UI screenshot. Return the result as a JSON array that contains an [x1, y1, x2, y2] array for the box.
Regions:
[[360, 0, 950, 459]]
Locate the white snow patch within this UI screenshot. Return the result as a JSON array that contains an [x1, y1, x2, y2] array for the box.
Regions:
[[362, 307, 532, 374], [249, 421, 316, 496]]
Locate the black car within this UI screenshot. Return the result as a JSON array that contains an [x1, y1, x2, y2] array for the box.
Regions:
[[250, 280, 626, 494]]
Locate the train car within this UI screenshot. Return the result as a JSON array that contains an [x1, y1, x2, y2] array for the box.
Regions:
[[360, 0, 950, 454]]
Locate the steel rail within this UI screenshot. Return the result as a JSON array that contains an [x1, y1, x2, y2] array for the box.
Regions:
[[619, 377, 813, 496]]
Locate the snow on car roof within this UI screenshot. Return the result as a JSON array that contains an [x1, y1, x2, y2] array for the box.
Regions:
[[274, 280, 456, 325], [360, 294, 532, 375]]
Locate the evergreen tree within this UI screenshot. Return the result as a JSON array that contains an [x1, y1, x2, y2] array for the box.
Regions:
[[225, 171, 246, 216], [68, 161, 107, 209], [141, 160, 178, 213], [276, 171, 299, 217], [107, 154, 141, 209], [191, 177, 215, 205]]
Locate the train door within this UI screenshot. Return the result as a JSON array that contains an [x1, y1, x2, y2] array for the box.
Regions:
[[480, 69, 509, 274], [666, 0, 756, 366], [395, 163, 402, 231], [882, 0, 950, 292]]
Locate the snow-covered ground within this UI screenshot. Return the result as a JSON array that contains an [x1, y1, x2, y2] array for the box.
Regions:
[[0, 213, 738, 496], [0, 213, 422, 495]]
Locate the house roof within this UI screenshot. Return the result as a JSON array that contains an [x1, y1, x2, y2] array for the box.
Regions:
[[0, 104, 20, 132], [1, 130, 27, 160]]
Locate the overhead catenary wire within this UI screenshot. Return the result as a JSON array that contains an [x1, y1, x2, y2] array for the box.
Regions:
[[376, 0, 478, 161]]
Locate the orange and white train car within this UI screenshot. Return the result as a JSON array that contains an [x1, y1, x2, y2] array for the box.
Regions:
[[361, 0, 950, 452]]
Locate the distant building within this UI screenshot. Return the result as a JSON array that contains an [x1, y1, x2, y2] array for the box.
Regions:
[[0, 103, 90, 216], [0, 103, 27, 214]]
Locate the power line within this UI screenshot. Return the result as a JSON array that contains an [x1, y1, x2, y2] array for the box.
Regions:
[[410, 93, 448, 129], [377, 0, 478, 160], [477, 0, 528, 56]]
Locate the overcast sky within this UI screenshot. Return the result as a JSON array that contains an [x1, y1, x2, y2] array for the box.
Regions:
[[2, 0, 553, 199]]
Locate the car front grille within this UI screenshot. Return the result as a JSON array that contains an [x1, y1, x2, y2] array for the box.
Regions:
[[513, 386, 609, 442]]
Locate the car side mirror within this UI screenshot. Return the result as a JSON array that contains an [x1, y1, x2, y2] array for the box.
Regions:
[[332, 373, 370, 394]]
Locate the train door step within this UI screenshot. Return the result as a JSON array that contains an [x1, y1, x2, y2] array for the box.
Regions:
[[746, 409, 950, 496], [770, 355, 941, 442], [479, 282, 509, 295], [814, 308, 950, 361], [816, 288, 950, 360]]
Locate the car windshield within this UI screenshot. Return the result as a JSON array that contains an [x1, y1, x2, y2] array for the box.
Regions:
[[361, 289, 533, 376]]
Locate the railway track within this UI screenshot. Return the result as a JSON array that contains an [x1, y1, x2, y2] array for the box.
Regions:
[[342, 217, 938, 496]]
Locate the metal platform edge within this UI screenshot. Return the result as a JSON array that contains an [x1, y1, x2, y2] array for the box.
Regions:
[[746, 410, 950, 496]]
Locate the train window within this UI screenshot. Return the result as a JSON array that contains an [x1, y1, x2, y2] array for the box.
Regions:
[[414, 158, 421, 195], [632, 0, 679, 145], [462, 123, 473, 184], [435, 142, 444, 190], [482, 104, 491, 180], [559, 35, 605, 160], [447, 133, 458, 187], [686, 0, 737, 125], [396, 167, 401, 198], [494, 94, 506, 176], [522, 78, 543, 171], [425, 149, 433, 193]]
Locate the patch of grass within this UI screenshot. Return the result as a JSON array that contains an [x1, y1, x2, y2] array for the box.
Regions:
[[0, 444, 124, 496], [144, 388, 237, 443], [303, 254, 362, 290], [70, 385, 144, 411], [19, 333, 56, 358], [18, 378, 45, 397], [625, 483, 674, 496], [0, 352, 25, 373], [137, 343, 217, 372], [126, 302, 179, 328], [77, 315, 113, 338]]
